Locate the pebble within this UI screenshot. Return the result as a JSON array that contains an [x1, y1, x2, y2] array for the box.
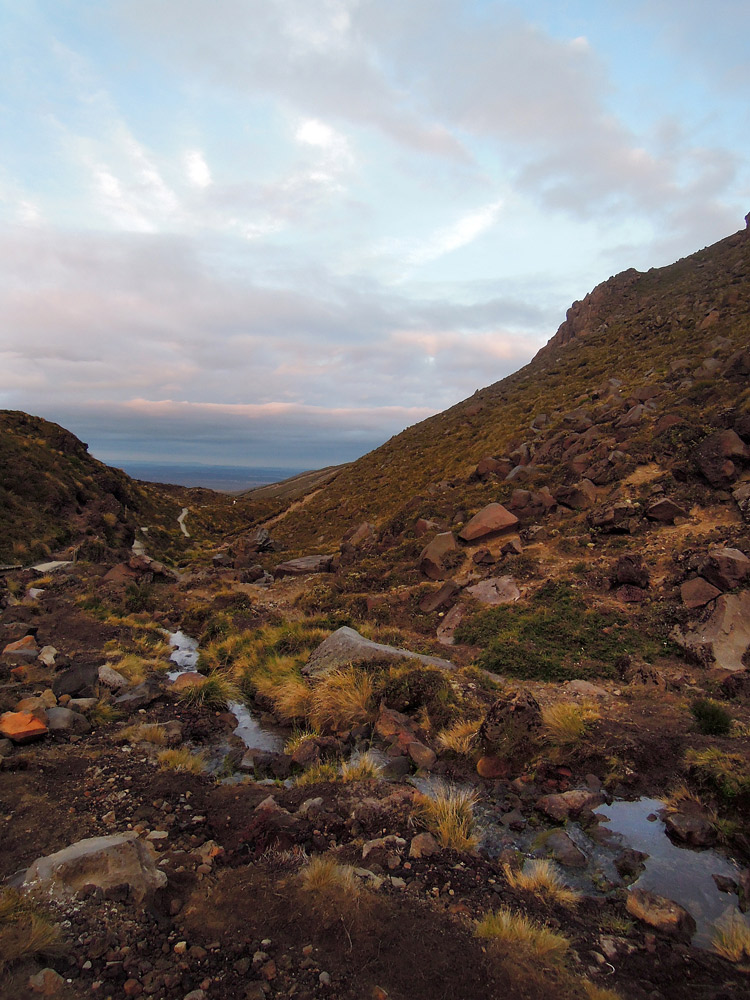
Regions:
[[183, 992, 205, 1000], [173, 941, 188, 955], [319, 972, 331, 986]]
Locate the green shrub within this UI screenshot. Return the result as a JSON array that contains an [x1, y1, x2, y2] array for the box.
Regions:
[[691, 699, 732, 736]]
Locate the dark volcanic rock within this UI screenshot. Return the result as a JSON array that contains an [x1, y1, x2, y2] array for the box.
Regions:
[[698, 546, 750, 591], [695, 429, 749, 488], [419, 532, 459, 580]]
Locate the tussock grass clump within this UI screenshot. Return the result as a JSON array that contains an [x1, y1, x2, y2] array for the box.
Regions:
[[690, 698, 732, 736], [109, 653, 151, 685], [157, 748, 206, 773], [284, 726, 321, 755], [255, 669, 313, 723], [685, 747, 750, 804], [0, 888, 63, 972], [436, 718, 481, 756], [711, 913, 750, 963], [299, 856, 360, 895], [294, 762, 340, 786], [178, 672, 239, 710], [416, 784, 478, 852], [475, 907, 570, 964], [541, 701, 600, 745], [663, 784, 706, 811], [308, 667, 375, 731], [119, 722, 167, 745], [88, 701, 122, 727], [582, 984, 622, 1000], [341, 752, 384, 783], [503, 859, 580, 907]]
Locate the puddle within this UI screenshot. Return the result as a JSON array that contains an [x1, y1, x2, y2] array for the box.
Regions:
[[596, 797, 750, 948], [167, 631, 284, 761]]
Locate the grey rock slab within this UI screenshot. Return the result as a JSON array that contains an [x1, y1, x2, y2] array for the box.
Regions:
[[273, 554, 335, 578], [46, 707, 91, 734], [302, 626, 456, 678], [465, 576, 520, 606], [23, 832, 167, 903]]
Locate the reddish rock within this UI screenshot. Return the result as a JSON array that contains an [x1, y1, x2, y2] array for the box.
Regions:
[[734, 483, 750, 523], [28, 969, 65, 996], [419, 581, 460, 613], [681, 577, 722, 609], [414, 518, 441, 537], [616, 585, 648, 603], [664, 810, 716, 847], [419, 532, 459, 580], [612, 554, 650, 588], [536, 789, 604, 822], [500, 536, 523, 556], [0, 710, 48, 743], [695, 429, 749, 488], [626, 888, 696, 938], [409, 832, 440, 858], [673, 591, 750, 672], [458, 504, 518, 542], [645, 497, 688, 523], [476, 756, 510, 779], [699, 547, 750, 592], [654, 414, 684, 436], [554, 479, 597, 509], [102, 563, 139, 585], [474, 456, 512, 479], [407, 741, 436, 770], [2, 634, 39, 660], [617, 404, 646, 429], [544, 829, 587, 868], [437, 604, 464, 645]]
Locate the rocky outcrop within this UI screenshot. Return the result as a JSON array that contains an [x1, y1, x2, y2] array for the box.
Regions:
[[273, 554, 336, 577], [626, 888, 696, 938], [302, 626, 456, 678], [698, 547, 750, 591], [673, 590, 750, 672], [419, 532, 459, 580], [464, 576, 520, 606], [694, 429, 749, 488]]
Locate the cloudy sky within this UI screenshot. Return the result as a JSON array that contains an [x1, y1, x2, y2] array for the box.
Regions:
[[1, 1, 749, 477]]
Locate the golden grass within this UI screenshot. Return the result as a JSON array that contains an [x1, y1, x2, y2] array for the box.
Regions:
[[341, 752, 384, 782], [711, 913, 750, 963], [88, 700, 122, 727], [663, 784, 706, 811], [475, 907, 570, 965], [581, 983, 622, 1000], [294, 762, 340, 786], [0, 889, 62, 972], [541, 701, 600, 745], [416, 784, 478, 852], [255, 671, 313, 723], [436, 718, 481, 756], [284, 726, 321, 755], [119, 722, 167, 745], [300, 856, 360, 895], [157, 748, 206, 773], [178, 672, 240, 710], [503, 860, 580, 907], [308, 667, 375, 731]]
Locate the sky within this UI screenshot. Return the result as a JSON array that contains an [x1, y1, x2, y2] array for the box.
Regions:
[[1, 1, 749, 475]]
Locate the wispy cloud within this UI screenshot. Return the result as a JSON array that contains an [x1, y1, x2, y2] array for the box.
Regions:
[[405, 199, 504, 266]]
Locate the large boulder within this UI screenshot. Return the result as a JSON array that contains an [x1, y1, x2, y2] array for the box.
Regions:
[[474, 689, 541, 758], [734, 483, 750, 523], [612, 554, 650, 589], [46, 706, 91, 734], [698, 547, 750, 592], [273, 554, 335, 578], [302, 626, 456, 678], [458, 504, 519, 542], [680, 577, 722, 609], [418, 532, 459, 580], [52, 663, 99, 699], [672, 590, 750, 672], [645, 497, 688, 523], [694, 430, 749, 488], [2, 635, 39, 661], [22, 833, 167, 903]]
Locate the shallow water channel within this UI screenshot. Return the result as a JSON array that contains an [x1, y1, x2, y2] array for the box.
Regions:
[[167, 632, 748, 948]]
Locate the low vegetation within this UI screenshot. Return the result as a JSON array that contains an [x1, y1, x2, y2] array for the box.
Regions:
[[541, 701, 600, 746], [0, 888, 62, 973], [416, 784, 478, 852], [711, 913, 750, 963], [157, 748, 206, 773], [340, 752, 383, 782], [178, 673, 240, 710], [475, 906, 570, 964], [690, 698, 733, 736], [503, 860, 580, 907]]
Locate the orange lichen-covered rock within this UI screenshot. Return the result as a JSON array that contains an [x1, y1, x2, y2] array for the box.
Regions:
[[2, 635, 39, 660], [170, 672, 206, 692], [0, 710, 48, 743]]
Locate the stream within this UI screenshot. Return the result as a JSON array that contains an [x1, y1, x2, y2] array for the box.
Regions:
[[166, 631, 749, 948]]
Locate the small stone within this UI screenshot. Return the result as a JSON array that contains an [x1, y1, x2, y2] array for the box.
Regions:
[[28, 968, 65, 995], [173, 941, 188, 955], [261, 959, 276, 980], [183, 992, 206, 1000], [123, 980, 143, 997], [409, 832, 440, 858], [319, 972, 331, 987]]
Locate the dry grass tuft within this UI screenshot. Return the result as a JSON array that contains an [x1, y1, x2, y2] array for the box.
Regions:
[[581, 983, 623, 1000], [711, 913, 750, 963], [308, 667, 375, 731], [541, 701, 600, 745], [294, 762, 340, 786], [119, 722, 167, 745], [0, 889, 63, 972], [299, 856, 360, 895], [503, 859, 580, 907], [178, 672, 239, 710], [157, 747, 206, 773], [88, 700, 122, 727], [341, 752, 384, 783], [416, 784, 478, 852], [475, 907, 570, 964], [436, 718, 481, 756], [255, 671, 313, 723], [663, 784, 706, 811]]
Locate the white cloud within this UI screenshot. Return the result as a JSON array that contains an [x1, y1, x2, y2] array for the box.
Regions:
[[406, 199, 504, 266], [184, 149, 212, 188]]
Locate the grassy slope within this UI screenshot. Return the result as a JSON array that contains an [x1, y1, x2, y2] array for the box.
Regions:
[[271, 225, 750, 555]]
